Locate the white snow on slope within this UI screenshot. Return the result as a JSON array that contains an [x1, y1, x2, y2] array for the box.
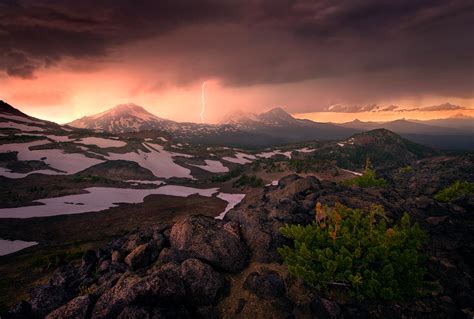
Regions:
[[0, 185, 220, 218], [190, 160, 229, 173], [265, 180, 279, 186], [107, 143, 193, 179], [77, 137, 127, 148], [215, 193, 246, 220], [15, 134, 75, 143], [0, 140, 104, 178], [256, 150, 292, 159], [341, 168, 363, 176], [0, 239, 38, 256], [0, 122, 45, 131], [297, 147, 316, 153], [222, 152, 256, 164], [126, 180, 165, 186], [0, 167, 63, 179], [0, 113, 45, 125]]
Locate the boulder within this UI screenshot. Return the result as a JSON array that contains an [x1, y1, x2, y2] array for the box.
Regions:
[[243, 268, 286, 300], [45, 295, 93, 319], [148, 262, 186, 302], [169, 215, 249, 273], [117, 306, 150, 319], [310, 297, 343, 319], [179, 258, 225, 305], [91, 274, 150, 319], [80, 250, 98, 275], [29, 264, 81, 316], [124, 240, 161, 271]]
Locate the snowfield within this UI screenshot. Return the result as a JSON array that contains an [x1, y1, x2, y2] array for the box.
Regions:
[[222, 152, 256, 164], [256, 150, 292, 159], [0, 113, 45, 125], [190, 160, 229, 173], [0, 185, 241, 219], [265, 180, 279, 186], [341, 168, 363, 176], [215, 193, 246, 219], [0, 239, 38, 256], [0, 121, 45, 131], [0, 140, 104, 178], [76, 137, 127, 148], [297, 147, 316, 153], [107, 143, 194, 179]]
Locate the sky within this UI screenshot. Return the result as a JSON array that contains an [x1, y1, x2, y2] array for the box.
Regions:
[[0, 0, 473, 124]]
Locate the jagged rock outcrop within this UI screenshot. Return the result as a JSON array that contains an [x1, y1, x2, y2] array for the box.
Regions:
[[7, 158, 474, 318]]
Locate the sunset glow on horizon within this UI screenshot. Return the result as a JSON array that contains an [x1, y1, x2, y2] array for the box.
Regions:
[[0, 0, 472, 125]]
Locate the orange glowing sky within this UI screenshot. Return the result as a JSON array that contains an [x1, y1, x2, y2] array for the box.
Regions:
[[1, 1, 473, 124]]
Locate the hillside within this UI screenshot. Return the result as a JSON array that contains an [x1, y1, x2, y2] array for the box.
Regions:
[[5, 159, 473, 318], [340, 118, 474, 150], [310, 129, 437, 170]]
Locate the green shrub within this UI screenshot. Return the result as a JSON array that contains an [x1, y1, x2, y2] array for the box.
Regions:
[[341, 168, 386, 188], [278, 203, 427, 300], [435, 181, 474, 202], [233, 174, 263, 188], [400, 165, 412, 173], [211, 166, 243, 182]]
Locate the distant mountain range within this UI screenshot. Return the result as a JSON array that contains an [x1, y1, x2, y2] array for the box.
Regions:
[[66, 104, 359, 148], [338, 117, 473, 150], [1, 100, 472, 149], [339, 117, 473, 135]]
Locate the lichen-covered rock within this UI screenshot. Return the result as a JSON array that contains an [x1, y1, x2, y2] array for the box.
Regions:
[[179, 258, 225, 305], [45, 295, 93, 319], [28, 264, 81, 316], [170, 215, 249, 273], [124, 239, 162, 271], [91, 274, 150, 319], [243, 268, 285, 300]]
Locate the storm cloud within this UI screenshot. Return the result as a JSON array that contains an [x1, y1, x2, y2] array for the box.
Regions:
[[0, 0, 473, 111]]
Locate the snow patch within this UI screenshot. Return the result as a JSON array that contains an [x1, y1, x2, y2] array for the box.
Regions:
[[256, 150, 292, 159], [0, 122, 45, 131], [0, 140, 104, 178], [0, 113, 45, 125], [0, 186, 221, 218], [190, 160, 229, 173], [106, 143, 194, 179], [341, 168, 363, 176], [297, 147, 316, 153], [215, 193, 246, 220], [77, 137, 127, 148], [0, 239, 38, 256], [222, 152, 256, 164], [265, 180, 279, 186]]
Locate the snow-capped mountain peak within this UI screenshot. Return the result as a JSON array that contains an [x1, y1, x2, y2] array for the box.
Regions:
[[68, 103, 173, 133], [219, 107, 295, 127]]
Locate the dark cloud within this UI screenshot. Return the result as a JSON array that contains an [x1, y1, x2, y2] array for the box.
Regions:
[[0, 0, 472, 102], [395, 103, 467, 112], [379, 105, 399, 112], [324, 104, 383, 113], [321, 102, 468, 114]]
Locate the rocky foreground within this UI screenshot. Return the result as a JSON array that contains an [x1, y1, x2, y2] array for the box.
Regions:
[[7, 156, 474, 319]]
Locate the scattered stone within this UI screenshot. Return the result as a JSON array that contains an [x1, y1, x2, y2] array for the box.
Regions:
[[243, 268, 286, 300]]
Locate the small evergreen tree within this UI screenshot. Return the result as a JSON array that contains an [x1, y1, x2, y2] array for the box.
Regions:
[[434, 180, 474, 202], [341, 159, 386, 188], [278, 203, 427, 300]]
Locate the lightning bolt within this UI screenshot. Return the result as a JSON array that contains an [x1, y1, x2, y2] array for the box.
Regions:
[[200, 81, 206, 124]]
